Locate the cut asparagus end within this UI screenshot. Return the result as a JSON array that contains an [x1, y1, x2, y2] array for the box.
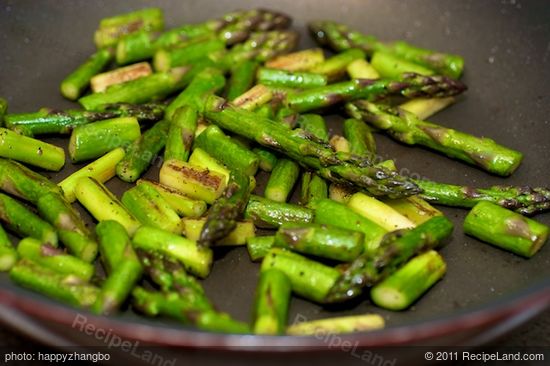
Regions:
[[287, 314, 385, 335], [91, 62, 153, 93], [265, 48, 325, 71], [399, 97, 455, 120], [246, 236, 275, 262], [346, 58, 380, 79], [232, 84, 273, 111], [348, 192, 416, 231], [183, 218, 255, 245], [0, 247, 17, 272], [136, 180, 207, 218]]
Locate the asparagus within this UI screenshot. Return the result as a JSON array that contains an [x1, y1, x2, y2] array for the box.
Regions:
[[90, 62, 152, 93], [463, 202, 549, 258], [94, 8, 164, 48], [183, 218, 254, 245], [300, 172, 328, 208], [371, 51, 434, 78], [60, 48, 114, 100], [308, 20, 464, 78], [253, 268, 292, 335], [329, 135, 350, 153], [309, 48, 365, 81], [159, 159, 227, 204], [253, 147, 278, 172], [198, 170, 250, 247], [0, 159, 61, 203], [296, 114, 329, 142], [400, 97, 455, 120], [122, 183, 182, 234], [286, 72, 467, 113], [328, 183, 355, 204], [188, 147, 230, 181], [245, 195, 314, 228], [265, 48, 325, 71], [36, 192, 98, 262], [261, 248, 340, 303], [136, 180, 206, 218], [74, 177, 141, 236], [59, 148, 125, 203], [0, 193, 58, 246], [204, 95, 421, 198], [0, 98, 7, 125], [257, 68, 328, 89], [346, 58, 380, 79], [247, 236, 275, 262], [132, 225, 212, 278], [232, 84, 273, 111], [343, 118, 377, 156], [69, 117, 141, 163], [227, 60, 259, 101], [287, 314, 385, 335], [0, 128, 65, 171], [195, 125, 259, 176], [96, 220, 137, 273], [416, 180, 550, 216], [371, 250, 446, 311], [274, 223, 364, 262], [347, 101, 522, 176], [326, 216, 453, 303], [154, 38, 225, 72], [264, 158, 300, 202], [0, 224, 16, 271], [116, 118, 170, 183], [383, 196, 443, 225], [17, 238, 94, 281], [164, 106, 197, 162], [10, 259, 99, 308], [79, 67, 188, 111], [4, 103, 165, 136], [348, 192, 415, 231]]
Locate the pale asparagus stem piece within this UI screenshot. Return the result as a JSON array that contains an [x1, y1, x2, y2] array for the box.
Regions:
[[329, 135, 350, 153], [232, 84, 273, 111], [399, 97, 455, 120], [91, 62, 153, 93]]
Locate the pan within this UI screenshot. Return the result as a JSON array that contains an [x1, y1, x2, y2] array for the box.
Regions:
[[0, 0, 549, 360]]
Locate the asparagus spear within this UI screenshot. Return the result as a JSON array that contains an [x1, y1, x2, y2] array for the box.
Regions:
[[116, 118, 170, 183], [252, 147, 278, 172], [69, 117, 141, 163], [164, 106, 197, 162], [308, 20, 464, 78], [264, 158, 300, 202], [326, 216, 453, 303], [17, 238, 94, 281], [60, 48, 114, 100], [343, 118, 377, 156], [204, 95, 420, 198], [329, 134, 350, 153], [245, 195, 314, 228], [346, 58, 380, 79], [0, 224, 16, 271], [299, 172, 328, 208], [383, 196, 443, 225], [371, 51, 434, 78], [347, 101, 523, 176], [371, 250, 446, 311], [10, 259, 99, 308], [246, 236, 275, 262], [198, 170, 250, 247], [257, 68, 328, 88], [348, 192, 415, 231], [90, 62, 152, 93], [0, 193, 57, 246], [309, 48, 365, 81], [0, 159, 61, 204], [122, 183, 182, 234], [155, 37, 226, 71], [227, 60, 259, 101], [188, 147, 230, 182], [253, 268, 292, 335], [231, 84, 273, 111], [287, 314, 384, 335], [286, 72, 467, 113], [4, 103, 164, 136], [464, 202, 549, 258], [416, 180, 550, 216], [183, 218, 254, 245], [400, 97, 455, 120], [136, 180, 206, 218], [296, 114, 329, 142], [159, 159, 227, 204], [0, 128, 65, 171], [274, 222, 364, 262], [0, 98, 7, 126], [265, 48, 325, 71], [96, 220, 137, 273]]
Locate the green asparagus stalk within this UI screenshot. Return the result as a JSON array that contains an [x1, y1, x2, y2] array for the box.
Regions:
[[246, 236, 275, 262], [132, 225, 212, 278], [116, 118, 170, 183], [69, 117, 140, 163], [188, 147, 230, 182], [0, 159, 62, 203], [194, 125, 259, 176], [286, 73, 467, 113], [257, 68, 328, 89], [204, 95, 421, 198], [253, 268, 292, 335], [261, 248, 340, 303], [287, 314, 385, 335], [245, 195, 314, 228], [36, 192, 98, 262], [159, 159, 227, 204], [4, 103, 165, 136], [16, 238, 94, 281], [383, 196, 443, 225], [0, 224, 16, 271], [74, 177, 141, 236], [198, 170, 251, 247], [0, 98, 7, 126], [0, 128, 65, 171], [300, 172, 328, 208], [328, 183, 355, 204], [60, 48, 114, 100], [346, 58, 380, 79], [227, 60, 259, 101], [329, 135, 350, 153], [90, 62, 152, 93], [347, 101, 522, 176], [309, 48, 365, 81], [154, 38, 225, 72], [164, 106, 197, 162], [265, 48, 325, 71], [96, 220, 138, 273], [464, 202, 549, 258], [308, 20, 464, 78], [264, 158, 300, 202], [327, 216, 453, 303], [252, 147, 278, 172], [94, 8, 164, 48], [136, 180, 207, 218], [274, 222, 364, 262], [348, 192, 415, 231], [59, 148, 125, 203], [0, 193, 57, 246], [343, 118, 377, 156], [231, 84, 273, 111], [371, 51, 434, 78], [79, 67, 188, 111], [371, 250, 446, 310], [122, 183, 182, 234], [296, 114, 329, 142], [183, 218, 254, 245], [399, 97, 455, 120]]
